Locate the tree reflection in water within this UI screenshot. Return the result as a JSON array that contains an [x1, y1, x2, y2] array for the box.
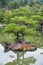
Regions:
[[5, 49, 36, 65]]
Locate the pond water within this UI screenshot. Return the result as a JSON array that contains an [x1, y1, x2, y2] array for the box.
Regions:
[[0, 44, 43, 65]]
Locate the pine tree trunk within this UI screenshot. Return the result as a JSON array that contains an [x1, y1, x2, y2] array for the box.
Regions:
[[16, 32, 19, 42]]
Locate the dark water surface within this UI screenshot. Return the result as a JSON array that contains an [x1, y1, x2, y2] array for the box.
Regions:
[[0, 44, 43, 65]]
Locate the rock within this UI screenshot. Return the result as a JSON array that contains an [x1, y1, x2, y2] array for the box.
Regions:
[[3, 42, 37, 51]]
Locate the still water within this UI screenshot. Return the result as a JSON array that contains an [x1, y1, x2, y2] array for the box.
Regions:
[[0, 44, 43, 65]]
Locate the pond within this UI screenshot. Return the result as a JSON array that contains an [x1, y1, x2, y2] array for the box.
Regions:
[[0, 44, 43, 65]]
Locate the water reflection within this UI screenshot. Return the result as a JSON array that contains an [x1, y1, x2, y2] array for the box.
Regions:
[[6, 52, 36, 65], [0, 45, 17, 65], [0, 44, 43, 65]]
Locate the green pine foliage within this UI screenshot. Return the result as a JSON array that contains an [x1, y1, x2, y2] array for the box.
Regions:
[[0, 3, 43, 42], [2, 6, 42, 32]]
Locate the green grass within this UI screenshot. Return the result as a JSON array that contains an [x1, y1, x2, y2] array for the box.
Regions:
[[25, 34, 43, 47], [0, 32, 43, 48], [0, 32, 15, 44]]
